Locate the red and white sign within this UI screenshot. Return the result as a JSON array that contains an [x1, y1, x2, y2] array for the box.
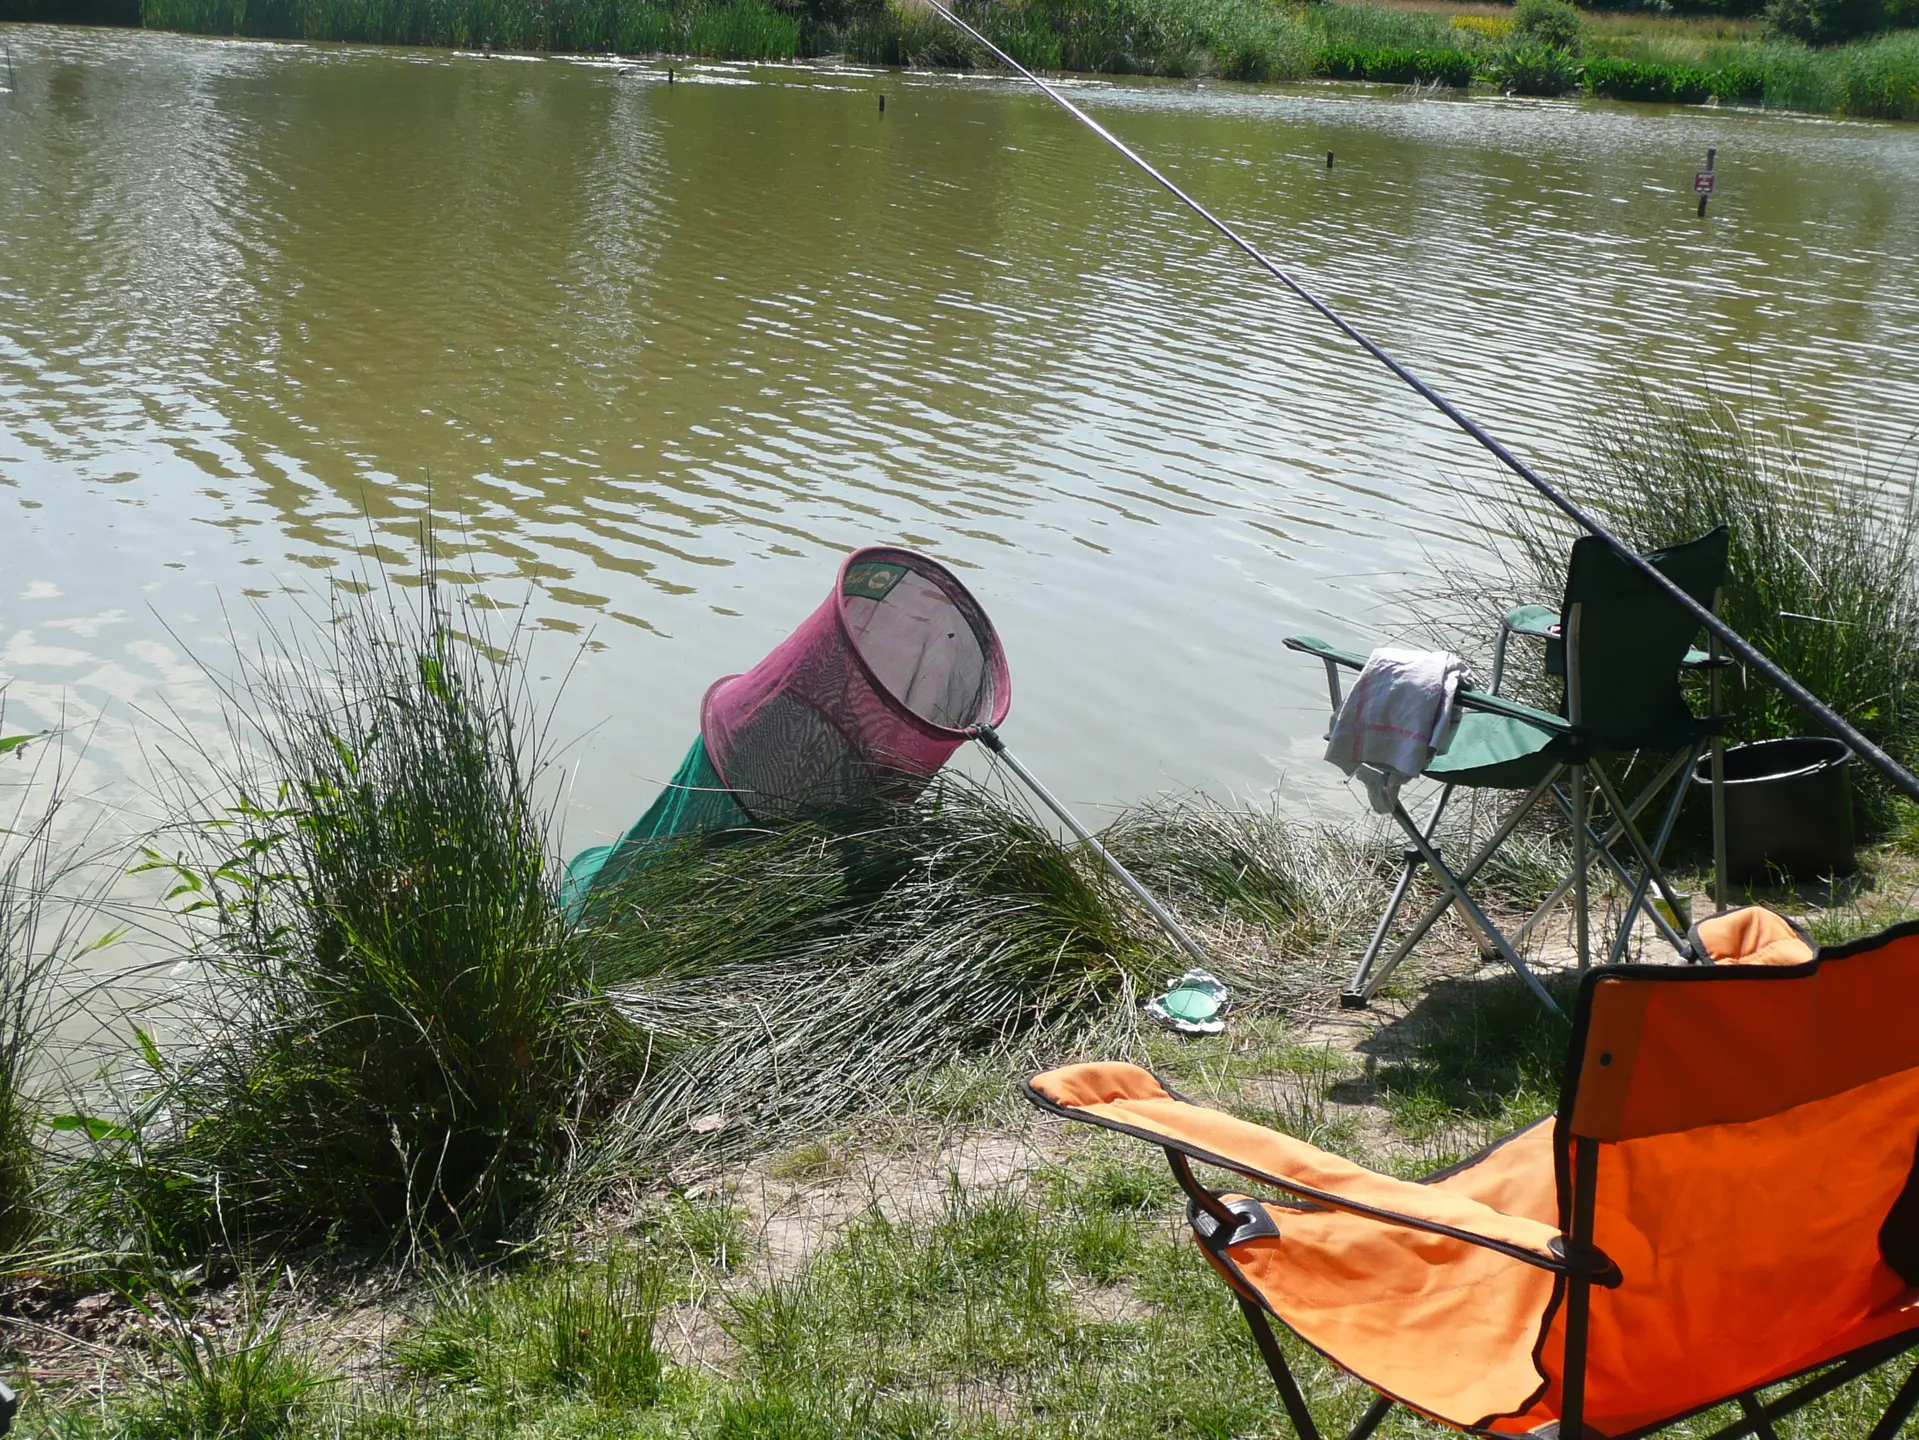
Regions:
[[1694, 171, 1717, 195]]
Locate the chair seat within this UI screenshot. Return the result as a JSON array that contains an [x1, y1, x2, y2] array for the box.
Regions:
[[1214, 1121, 1560, 1430], [1425, 710, 1566, 789]]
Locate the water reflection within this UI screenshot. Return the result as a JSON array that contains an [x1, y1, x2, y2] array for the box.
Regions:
[[1, 26, 1916, 854]]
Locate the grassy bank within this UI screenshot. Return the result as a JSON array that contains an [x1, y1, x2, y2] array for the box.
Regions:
[[7, 395, 1919, 1427], [124, 0, 1919, 121]]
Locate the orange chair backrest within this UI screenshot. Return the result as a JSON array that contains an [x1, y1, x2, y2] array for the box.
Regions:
[[1547, 919, 1919, 1434]]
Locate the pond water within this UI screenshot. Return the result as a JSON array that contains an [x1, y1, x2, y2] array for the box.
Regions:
[[3, 24, 1918, 851]]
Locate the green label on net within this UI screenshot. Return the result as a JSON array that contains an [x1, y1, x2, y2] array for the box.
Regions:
[[843, 560, 908, 601]]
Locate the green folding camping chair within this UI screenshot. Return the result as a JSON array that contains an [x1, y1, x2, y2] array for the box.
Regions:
[[1287, 526, 1731, 1012]]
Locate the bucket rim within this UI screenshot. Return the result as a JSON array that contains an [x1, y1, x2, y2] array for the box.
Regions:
[[1691, 735, 1853, 787]]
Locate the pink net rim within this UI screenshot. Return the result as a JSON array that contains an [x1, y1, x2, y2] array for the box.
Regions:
[[701, 545, 1012, 760], [835, 544, 1012, 739]]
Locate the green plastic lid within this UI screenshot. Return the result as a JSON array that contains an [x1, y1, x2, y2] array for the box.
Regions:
[[1160, 986, 1221, 1023]]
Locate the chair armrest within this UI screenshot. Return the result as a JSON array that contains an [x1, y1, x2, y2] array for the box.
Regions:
[[1282, 635, 1366, 671], [1502, 604, 1560, 639], [1285, 636, 1573, 736], [1027, 1063, 1568, 1273], [1455, 688, 1574, 734]]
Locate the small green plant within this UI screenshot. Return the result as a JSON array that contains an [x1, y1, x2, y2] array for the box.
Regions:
[[642, 1193, 751, 1272], [1837, 28, 1919, 118], [397, 1247, 667, 1410], [1061, 1208, 1138, 1282], [124, 1293, 334, 1440], [0, 736, 90, 1264], [1513, 0, 1583, 51]]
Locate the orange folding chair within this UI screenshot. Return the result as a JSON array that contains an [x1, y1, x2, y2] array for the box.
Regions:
[[1027, 908, 1919, 1439]]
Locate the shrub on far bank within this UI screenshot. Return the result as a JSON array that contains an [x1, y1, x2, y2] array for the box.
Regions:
[[1837, 27, 1919, 118], [1513, 0, 1584, 50], [1763, 0, 1887, 44]]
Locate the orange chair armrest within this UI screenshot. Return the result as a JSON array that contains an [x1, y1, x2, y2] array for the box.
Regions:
[[1029, 1062, 1567, 1272]]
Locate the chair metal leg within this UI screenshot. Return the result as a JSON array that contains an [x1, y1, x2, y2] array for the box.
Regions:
[[1603, 743, 1704, 966], [1513, 751, 1689, 951], [1346, 1393, 1394, 1440], [1710, 612, 1729, 913], [1391, 803, 1561, 1013], [1735, 1392, 1782, 1440], [1589, 763, 1692, 930], [1571, 764, 1590, 971], [1346, 848, 1421, 1006], [1547, 789, 1690, 956], [1865, 1357, 1919, 1440], [1237, 1297, 1324, 1440], [1345, 772, 1562, 1006], [1345, 788, 1456, 1005]]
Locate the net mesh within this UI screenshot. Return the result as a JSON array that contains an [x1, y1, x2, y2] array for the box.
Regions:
[[702, 546, 1011, 819]]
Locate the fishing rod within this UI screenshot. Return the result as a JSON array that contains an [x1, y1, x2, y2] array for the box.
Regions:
[[918, 0, 1919, 807]]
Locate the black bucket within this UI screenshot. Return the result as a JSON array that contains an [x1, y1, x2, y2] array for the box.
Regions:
[[1692, 737, 1855, 883]]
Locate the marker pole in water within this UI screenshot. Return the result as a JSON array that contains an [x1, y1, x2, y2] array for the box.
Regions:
[[970, 723, 1211, 968], [1698, 147, 1716, 218], [920, 0, 1919, 807]]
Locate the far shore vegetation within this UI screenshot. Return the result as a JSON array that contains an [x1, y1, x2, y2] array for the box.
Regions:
[[4, 387, 1919, 1434], [3, 0, 1918, 119]]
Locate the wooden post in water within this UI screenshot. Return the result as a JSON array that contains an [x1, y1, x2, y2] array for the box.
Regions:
[[668, 66, 674, 83], [879, 93, 886, 113], [1696, 147, 1716, 218], [1326, 151, 1334, 169]]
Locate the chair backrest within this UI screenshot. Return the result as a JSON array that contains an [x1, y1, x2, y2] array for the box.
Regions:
[[1558, 526, 1729, 751], [1554, 923, 1919, 1434]]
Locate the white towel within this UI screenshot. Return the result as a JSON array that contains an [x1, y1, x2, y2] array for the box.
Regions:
[[1324, 647, 1474, 814]]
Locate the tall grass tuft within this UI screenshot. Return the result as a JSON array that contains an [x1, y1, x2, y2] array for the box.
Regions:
[[101, 560, 584, 1257], [122, 1289, 334, 1440], [566, 777, 1153, 1186], [396, 1246, 667, 1411]]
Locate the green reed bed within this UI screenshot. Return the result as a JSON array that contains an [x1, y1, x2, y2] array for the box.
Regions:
[[1437, 383, 1919, 835], [132, 0, 1919, 120], [40, 571, 1286, 1269]]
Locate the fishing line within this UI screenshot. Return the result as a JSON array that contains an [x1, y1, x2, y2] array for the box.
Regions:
[[920, 0, 1919, 805]]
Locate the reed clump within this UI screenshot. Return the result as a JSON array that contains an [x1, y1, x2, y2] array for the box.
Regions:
[[564, 777, 1163, 1184], [77, 571, 587, 1259], [45, 569, 1271, 1263]]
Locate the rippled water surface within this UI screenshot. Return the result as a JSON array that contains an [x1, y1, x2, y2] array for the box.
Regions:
[[3, 24, 1918, 845]]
